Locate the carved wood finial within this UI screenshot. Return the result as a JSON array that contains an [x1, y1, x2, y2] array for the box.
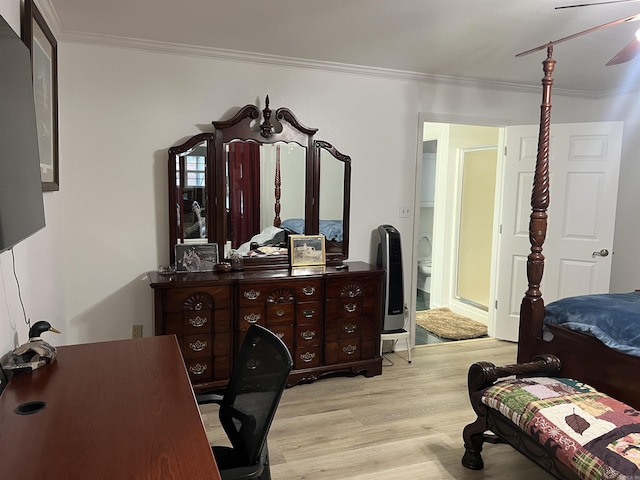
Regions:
[[260, 95, 274, 138]]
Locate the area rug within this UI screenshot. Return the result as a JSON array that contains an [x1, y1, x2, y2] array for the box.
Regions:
[[416, 307, 487, 340]]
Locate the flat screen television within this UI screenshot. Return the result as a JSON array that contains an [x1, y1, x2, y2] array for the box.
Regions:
[[0, 13, 46, 254]]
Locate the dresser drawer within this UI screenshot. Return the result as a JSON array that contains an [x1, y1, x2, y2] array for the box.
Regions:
[[294, 345, 322, 369], [164, 286, 231, 312], [325, 275, 378, 299], [166, 308, 230, 335], [324, 339, 362, 364], [291, 280, 323, 302], [296, 301, 323, 322], [237, 307, 266, 331], [181, 332, 231, 359], [184, 358, 213, 382], [325, 318, 361, 342], [267, 325, 294, 349], [266, 303, 295, 326], [295, 323, 322, 347]]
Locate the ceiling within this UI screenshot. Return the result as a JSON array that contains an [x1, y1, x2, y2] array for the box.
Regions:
[[43, 0, 640, 97]]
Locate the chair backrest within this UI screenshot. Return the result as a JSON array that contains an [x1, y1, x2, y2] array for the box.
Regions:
[[219, 324, 293, 466]]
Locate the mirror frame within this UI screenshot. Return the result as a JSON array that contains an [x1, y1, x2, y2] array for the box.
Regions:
[[168, 97, 351, 268]]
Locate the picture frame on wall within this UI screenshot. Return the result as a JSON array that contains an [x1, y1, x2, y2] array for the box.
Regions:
[[22, 0, 59, 191], [175, 243, 219, 272], [289, 234, 326, 267]]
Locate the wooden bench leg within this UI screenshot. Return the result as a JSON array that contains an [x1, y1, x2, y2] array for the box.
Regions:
[[462, 415, 487, 470]]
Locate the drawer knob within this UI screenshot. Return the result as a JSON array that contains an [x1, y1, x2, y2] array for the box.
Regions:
[[244, 313, 261, 324], [244, 289, 261, 301], [302, 286, 316, 296], [301, 329, 316, 340], [194, 302, 203, 311], [303, 308, 315, 318], [189, 316, 208, 328], [276, 309, 285, 317], [189, 363, 207, 375], [343, 323, 357, 334], [344, 303, 357, 313], [189, 340, 207, 352], [276, 332, 285, 340], [299, 352, 316, 363], [343, 345, 357, 355]]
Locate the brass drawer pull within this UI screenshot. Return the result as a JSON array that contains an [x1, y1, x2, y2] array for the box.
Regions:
[[194, 302, 203, 311], [299, 352, 316, 363], [344, 303, 357, 313], [189, 316, 208, 328], [302, 286, 316, 296], [244, 289, 261, 300], [189, 363, 207, 375], [303, 308, 315, 318], [301, 329, 316, 340], [244, 313, 261, 324], [343, 345, 357, 355], [276, 309, 285, 317], [276, 332, 285, 340], [188, 340, 207, 352], [343, 323, 357, 334]]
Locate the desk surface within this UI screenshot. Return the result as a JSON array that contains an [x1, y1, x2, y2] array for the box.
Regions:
[[0, 335, 221, 479]]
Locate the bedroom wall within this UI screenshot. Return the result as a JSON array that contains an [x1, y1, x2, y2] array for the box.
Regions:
[[1, 0, 636, 352]]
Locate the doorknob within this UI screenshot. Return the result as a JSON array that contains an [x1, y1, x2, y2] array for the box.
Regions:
[[592, 249, 609, 258]]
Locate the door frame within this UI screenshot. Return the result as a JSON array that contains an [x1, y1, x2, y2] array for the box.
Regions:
[[411, 112, 512, 343]]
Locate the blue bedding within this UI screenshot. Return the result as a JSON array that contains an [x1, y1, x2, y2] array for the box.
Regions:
[[544, 291, 640, 357], [280, 218, 343, 242]]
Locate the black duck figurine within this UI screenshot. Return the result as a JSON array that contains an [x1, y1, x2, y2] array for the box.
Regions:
[[6, 321, 61, 372]]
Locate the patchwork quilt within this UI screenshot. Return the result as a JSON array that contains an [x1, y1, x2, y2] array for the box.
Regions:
[[480, 377, 640, 480]]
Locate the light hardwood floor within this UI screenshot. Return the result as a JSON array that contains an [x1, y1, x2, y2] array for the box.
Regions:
[[200, 338, 556, 479]]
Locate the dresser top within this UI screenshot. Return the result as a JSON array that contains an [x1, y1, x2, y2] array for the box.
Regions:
[[148, 261, 382, 287]]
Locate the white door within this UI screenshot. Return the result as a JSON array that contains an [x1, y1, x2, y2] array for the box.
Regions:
[[494, 122, 623, 341]]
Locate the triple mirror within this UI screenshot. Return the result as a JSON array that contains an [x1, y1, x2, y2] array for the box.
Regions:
[[168, 97, 351, 268]]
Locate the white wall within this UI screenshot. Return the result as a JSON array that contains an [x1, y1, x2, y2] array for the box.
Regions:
[[1, 0, 637, 354]]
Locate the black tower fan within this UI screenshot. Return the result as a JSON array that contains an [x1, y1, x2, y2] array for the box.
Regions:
[[374, 225, 404, 332]]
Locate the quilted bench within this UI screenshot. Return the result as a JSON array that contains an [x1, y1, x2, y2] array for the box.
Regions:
[[462, 354, 640, 480]]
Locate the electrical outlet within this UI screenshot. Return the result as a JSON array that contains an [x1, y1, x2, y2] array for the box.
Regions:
[[399, 204, 412, 218], [132, 325, 143, 339]]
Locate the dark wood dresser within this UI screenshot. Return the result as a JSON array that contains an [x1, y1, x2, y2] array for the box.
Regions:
[[149, 261, 383, 390]]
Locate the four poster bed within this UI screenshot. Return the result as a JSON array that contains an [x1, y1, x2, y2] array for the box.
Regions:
[[462, 48, 640, 480]]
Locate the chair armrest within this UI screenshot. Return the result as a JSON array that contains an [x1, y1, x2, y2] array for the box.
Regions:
[[196, 393, 224, 405], [467, 353, 561, 394]]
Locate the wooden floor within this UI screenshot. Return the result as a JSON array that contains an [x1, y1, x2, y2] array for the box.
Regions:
[[200, 338, 556, 479]]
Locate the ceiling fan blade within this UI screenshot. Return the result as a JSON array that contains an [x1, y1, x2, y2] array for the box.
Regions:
[[556, 0, 638, 9], [606, 38, 640, 64], [516, 13, 640, 57]]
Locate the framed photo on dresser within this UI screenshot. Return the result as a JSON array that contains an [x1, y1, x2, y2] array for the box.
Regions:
[[290, 234, 326, 267]]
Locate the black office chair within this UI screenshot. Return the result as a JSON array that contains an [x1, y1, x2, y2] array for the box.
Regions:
[[197, 324, 293, 480]]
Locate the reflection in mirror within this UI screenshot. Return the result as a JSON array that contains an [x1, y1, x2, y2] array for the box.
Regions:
[[168, 133, 214, 265], [317, 141, 351, 260], [225, 141, 306, 257], [177, 141, 208, 242]]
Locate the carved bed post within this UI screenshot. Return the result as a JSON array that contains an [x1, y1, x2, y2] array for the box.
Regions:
[[274, 145, 281, 227], [518, 47, 555, 364]]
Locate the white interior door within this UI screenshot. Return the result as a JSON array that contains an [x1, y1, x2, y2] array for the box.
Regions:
[[494, 121, 623, 341]]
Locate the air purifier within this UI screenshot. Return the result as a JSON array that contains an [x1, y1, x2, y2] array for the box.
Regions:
[[373, 224, 405, 332]]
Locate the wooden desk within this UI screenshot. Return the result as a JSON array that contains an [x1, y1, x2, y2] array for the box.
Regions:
[[0, 335, 221, 479]]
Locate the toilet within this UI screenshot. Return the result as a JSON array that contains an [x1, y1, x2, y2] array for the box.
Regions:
[[417, 232, 432, 293]]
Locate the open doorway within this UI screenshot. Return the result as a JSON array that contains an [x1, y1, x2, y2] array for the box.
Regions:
[[413, 121, 501, 346]]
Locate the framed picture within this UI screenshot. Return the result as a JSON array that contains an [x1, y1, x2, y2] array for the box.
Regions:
[[22, 0, 59, 191], [289, 234, 326, 267], [175, 243, 219, 272]]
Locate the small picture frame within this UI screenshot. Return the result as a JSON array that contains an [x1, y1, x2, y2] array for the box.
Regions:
[[175, 243, 219, 272], [289, 234, 326, 267]]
